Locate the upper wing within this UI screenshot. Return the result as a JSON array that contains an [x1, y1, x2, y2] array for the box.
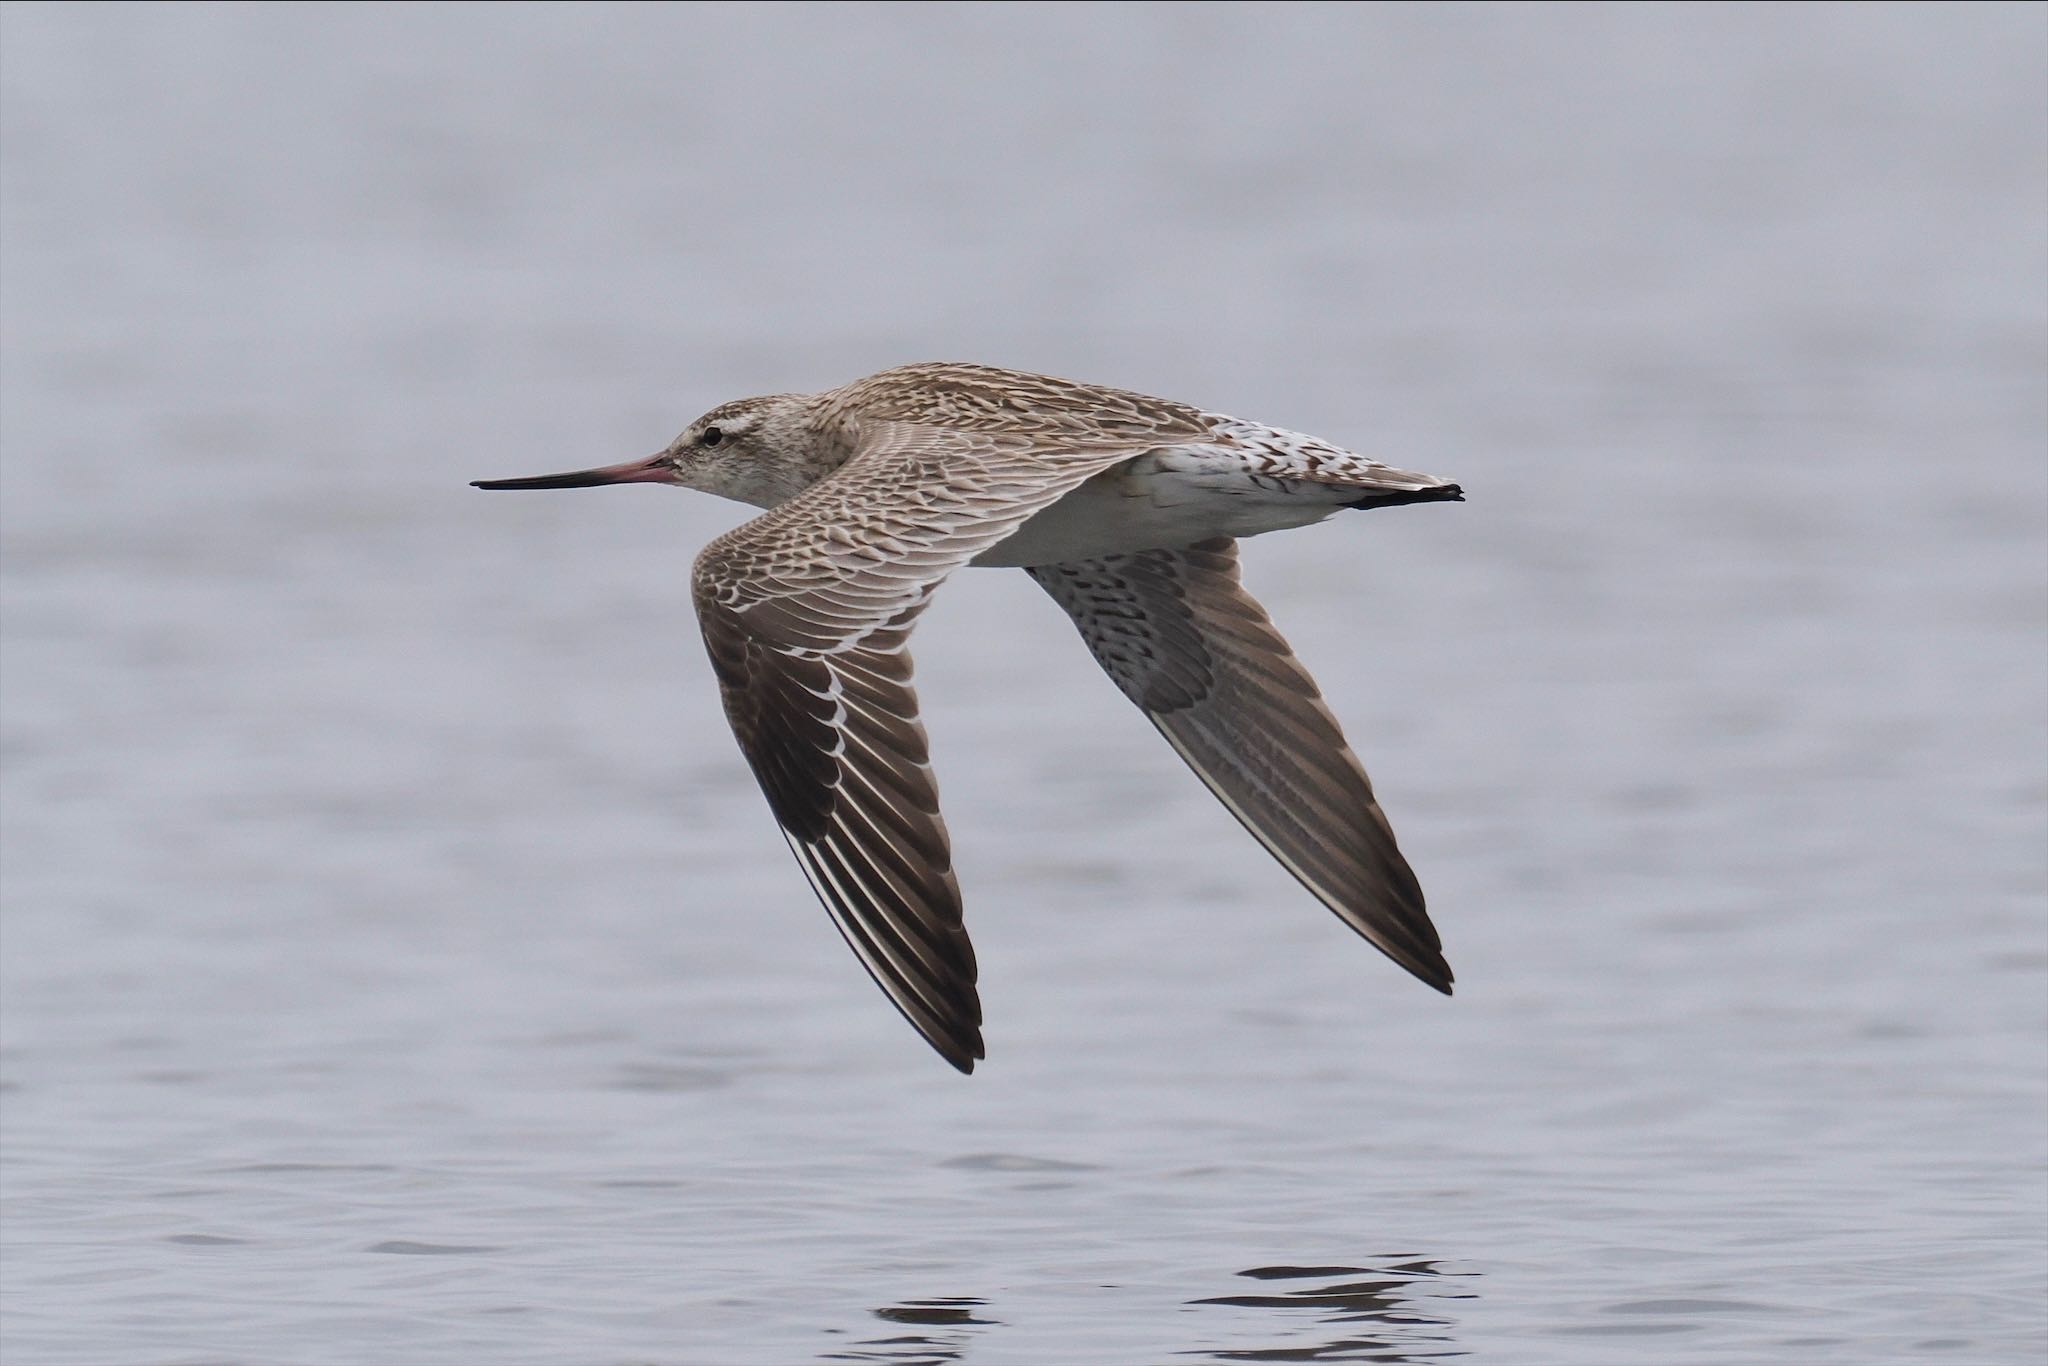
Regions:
[[1027, 539, 1452, 992], [692, 423, 1151, 1072]]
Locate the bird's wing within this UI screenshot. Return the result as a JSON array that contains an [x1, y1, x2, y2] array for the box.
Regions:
[[1027, 538, 1451, 992], [692, 423, 1153, 1071]]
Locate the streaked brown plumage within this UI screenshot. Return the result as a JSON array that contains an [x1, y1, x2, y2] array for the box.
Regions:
[[475, 362, 1463, 1072]]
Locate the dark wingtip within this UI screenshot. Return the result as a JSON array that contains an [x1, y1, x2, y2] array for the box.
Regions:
[[1400, 948, 1456, 995], [1409, 962, 1455, 996], [938, 1035, 983, 1074], [1350, 483, 1464, 510]]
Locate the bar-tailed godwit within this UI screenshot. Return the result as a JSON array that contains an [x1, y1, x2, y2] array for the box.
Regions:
[[476, 363, 1462, 1072]]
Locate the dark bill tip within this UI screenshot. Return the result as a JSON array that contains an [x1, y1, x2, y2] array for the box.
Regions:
[[470, 455, 672, 491], [471, 473, 607, 490]]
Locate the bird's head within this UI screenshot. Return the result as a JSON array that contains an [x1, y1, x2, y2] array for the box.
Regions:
[[471, 393, 826, 509]]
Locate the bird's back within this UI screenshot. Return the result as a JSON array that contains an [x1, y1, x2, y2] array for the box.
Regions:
[[823, 362, 1215, 443]]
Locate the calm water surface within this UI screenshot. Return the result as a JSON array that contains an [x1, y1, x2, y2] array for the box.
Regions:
[[3, 6, 2044, 1363]]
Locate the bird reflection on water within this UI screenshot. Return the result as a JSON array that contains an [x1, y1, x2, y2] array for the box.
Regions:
[[816, 1262, 1473, 1364], [820, 1297, 999, 1366], [1182, 1260, 1475, 1363]]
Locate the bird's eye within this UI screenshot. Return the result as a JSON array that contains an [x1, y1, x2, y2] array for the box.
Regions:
[[701, 426, 723, 447]]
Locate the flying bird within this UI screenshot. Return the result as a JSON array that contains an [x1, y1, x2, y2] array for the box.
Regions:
[[474, 363, 1461, 1071]]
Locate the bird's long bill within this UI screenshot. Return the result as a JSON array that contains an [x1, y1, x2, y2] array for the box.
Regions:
[[471, 454, 671, 491]]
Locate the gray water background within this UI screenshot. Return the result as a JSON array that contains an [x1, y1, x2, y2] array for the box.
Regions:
[[2, 4, 2044, 1363]]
